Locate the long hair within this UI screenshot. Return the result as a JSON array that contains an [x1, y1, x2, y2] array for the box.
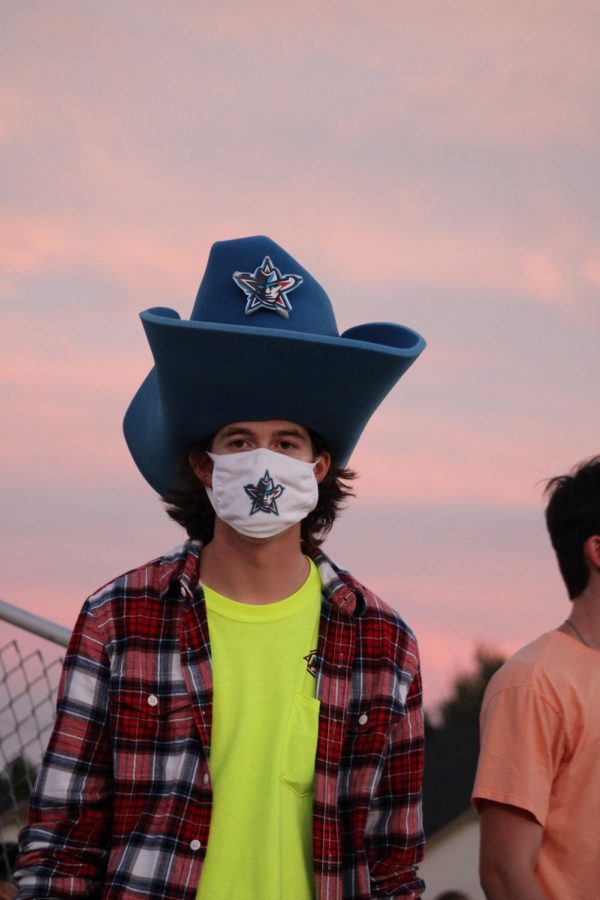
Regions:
[[162, 431, 356, 551]]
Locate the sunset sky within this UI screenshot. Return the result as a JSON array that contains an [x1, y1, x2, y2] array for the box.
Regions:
[[2, 1, 599, 710]]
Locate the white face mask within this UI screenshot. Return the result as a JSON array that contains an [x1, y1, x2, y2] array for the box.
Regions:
[[205, 447, 320, 539]]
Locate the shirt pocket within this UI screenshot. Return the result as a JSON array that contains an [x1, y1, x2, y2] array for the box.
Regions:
[[345, 706, 393, 736], [343, 706, 397, 767], [280, 691, 321, 798], [112, 690, 195, 741]]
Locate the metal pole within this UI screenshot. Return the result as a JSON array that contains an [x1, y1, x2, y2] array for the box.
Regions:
[[0, 598, 71, 648]]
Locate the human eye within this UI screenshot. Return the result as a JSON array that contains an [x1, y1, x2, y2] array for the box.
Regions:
[[275, 435, 310, 456], [226, 437, 250, 451]]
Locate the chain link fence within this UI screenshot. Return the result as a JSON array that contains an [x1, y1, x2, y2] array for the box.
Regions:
[[0, 602, 70, 886]]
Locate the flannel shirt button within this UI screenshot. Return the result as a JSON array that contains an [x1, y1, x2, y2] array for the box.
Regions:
[[180, 586, 187, 598], [190, 839, 201, 851], [203, 773, 210, 785], [147, 694, 158, 708], [358, 713, 368, 726]]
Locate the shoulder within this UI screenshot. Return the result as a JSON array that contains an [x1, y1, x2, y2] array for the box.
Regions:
[[317, 551, 420, 676], [484, 632, 570, 704], [358, 582, 421, 692], [356, 576, 418, 648], [84, 541, 201, 628], [479, 633, 576, 736]]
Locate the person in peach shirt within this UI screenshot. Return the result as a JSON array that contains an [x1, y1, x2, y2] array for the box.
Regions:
[[472, 455, 600, 900]]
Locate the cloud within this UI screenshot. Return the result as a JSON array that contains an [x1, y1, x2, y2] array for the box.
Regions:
[[0, 213, 200, 299], [2, 1, 598, 326], [1, 0, 598, 715]]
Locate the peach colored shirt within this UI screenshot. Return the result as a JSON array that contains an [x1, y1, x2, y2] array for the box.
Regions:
[[472, 630, 600, 900]]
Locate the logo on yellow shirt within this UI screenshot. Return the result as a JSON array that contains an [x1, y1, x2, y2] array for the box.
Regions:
[[303, 649, 318, 677]]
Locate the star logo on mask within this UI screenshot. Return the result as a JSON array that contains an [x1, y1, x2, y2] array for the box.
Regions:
[[244, 470, 285, 516], [232, 256, 303, 318]]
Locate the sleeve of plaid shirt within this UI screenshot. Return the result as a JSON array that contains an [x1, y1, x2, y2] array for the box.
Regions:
[[366, 644, 425, 898], [15, 600, 112, 899]]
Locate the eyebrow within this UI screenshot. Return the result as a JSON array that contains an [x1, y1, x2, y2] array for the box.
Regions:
[[218, 426, 308, 441], [273, 428, 307, 439], [218, 427, 255, 438]]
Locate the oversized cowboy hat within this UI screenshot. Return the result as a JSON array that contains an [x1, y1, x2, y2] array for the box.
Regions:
[[124, 236, 426, 496]]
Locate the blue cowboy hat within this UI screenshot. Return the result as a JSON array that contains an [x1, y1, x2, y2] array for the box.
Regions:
[[124, 236, 426, 496]]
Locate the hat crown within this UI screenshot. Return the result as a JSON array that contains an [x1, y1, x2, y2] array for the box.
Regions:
[[191, 236, 339, 336], [124, 234, 426, 496]]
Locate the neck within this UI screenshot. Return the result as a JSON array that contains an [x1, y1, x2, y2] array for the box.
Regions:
[[559, 581, 600, 651], [199, 519, 311, 604]]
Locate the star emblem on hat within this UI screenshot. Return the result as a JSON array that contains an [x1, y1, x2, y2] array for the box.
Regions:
[[233, 256, 303, 318], [244, 470, 285, 515]]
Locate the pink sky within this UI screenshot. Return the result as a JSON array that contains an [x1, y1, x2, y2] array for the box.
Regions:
[[1, 1, 599, 710]]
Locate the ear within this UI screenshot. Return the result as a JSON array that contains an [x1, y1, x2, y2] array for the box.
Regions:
[[314, 451, 331, 484], [189, 449, 213, 489], [584, 535, 600, 570]]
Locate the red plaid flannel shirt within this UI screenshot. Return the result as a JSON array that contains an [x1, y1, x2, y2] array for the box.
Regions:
[[16, 541, 424, 899]]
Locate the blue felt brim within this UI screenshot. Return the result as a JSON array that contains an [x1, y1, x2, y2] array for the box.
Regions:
[[124, 308, 426, 496]]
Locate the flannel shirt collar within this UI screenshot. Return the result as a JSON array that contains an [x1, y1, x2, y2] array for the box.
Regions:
[[155, 539, 365, 617], [307, 546, 366, 617], [156, 539, 202, 601]]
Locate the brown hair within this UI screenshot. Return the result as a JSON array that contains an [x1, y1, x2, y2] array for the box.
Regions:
[[162, 431, 356, 551]]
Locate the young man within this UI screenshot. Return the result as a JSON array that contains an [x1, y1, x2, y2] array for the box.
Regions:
[[472, 455, 600, 900], [15, 236, 426, 899]]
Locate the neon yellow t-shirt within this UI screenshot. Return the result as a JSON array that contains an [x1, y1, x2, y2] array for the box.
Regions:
[[196, 560, 321, 900]]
